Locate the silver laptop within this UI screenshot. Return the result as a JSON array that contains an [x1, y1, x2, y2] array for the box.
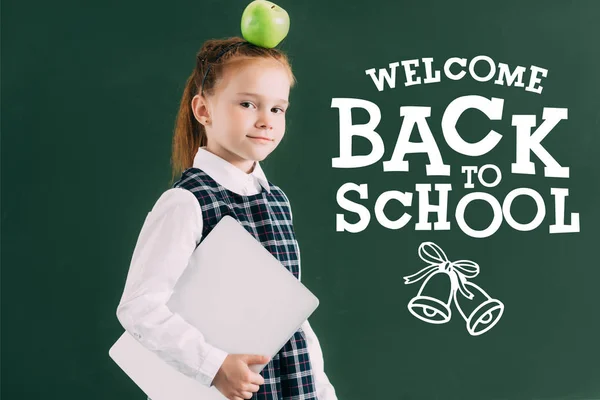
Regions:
[[109, 215, 319, 400]]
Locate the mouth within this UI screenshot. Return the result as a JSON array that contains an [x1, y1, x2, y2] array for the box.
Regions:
[[246, 135, 273, 142]]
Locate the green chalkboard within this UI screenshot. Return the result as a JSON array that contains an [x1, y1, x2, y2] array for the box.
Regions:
[[2, 0, 599, 399]]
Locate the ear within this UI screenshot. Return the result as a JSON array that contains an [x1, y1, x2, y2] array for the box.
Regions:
[[191, 94, 212, 127]]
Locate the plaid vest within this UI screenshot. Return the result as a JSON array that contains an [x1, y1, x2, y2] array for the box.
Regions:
[[173, 167, 318, 400]]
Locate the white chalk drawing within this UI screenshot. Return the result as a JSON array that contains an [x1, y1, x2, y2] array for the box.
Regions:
[[403, 242, 504, 336]]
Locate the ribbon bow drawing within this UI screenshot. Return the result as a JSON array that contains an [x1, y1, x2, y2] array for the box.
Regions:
[[403, 242, 480, 299]]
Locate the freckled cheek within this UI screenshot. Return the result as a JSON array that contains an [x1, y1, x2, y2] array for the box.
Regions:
[[228, 107, 243, 119], [227, 109, 249, 128], [278, 119, 286, 134], [275, 121, 286, 141]]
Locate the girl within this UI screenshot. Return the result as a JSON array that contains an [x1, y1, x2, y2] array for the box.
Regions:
[[116, 37, 338, 400]]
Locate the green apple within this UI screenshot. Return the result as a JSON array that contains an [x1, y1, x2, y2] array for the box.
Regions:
[[241, 0, 290, 48]]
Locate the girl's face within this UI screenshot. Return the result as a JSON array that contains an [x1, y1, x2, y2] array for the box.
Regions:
[[195, 58, 291, 173]]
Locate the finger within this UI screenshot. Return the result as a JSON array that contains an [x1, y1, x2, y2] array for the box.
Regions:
[[245, 354, 270, 365], [244, 383, 260, 392], [250, 372, 265, 386], [241, 391, 253, 400]]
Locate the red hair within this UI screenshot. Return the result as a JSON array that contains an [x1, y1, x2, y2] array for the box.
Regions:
[[169, 37, 296, 185]]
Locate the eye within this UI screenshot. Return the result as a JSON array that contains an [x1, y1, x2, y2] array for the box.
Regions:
[[271, 107, 286, 114], [240, 101, 255, 109]]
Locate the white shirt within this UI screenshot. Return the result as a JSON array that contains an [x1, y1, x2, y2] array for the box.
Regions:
[[116, 147, 337, 399]]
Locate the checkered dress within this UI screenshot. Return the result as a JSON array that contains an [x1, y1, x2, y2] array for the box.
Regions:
[[172, 167, 318, 400]]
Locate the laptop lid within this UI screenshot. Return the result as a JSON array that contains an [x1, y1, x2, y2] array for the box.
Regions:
[[110, 215, 319, 400]]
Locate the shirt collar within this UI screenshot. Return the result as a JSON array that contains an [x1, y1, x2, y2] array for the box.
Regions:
[[192, 147, 271, 194]]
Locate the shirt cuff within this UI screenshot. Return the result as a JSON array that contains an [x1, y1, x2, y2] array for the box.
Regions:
[[195, 345, 229, 387]]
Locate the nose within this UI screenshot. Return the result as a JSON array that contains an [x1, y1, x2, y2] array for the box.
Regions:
[[255, 111, 273, 130]]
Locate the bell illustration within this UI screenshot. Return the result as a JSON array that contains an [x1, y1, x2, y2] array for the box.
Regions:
[[407, 270, 454, 324], [454, 280, 504, 336]]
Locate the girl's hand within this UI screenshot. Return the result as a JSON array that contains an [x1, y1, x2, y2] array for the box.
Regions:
[[212, 354, 269, 400]]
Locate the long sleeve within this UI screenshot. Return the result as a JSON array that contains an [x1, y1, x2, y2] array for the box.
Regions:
[[283, 191, 338, 399], [301, 320, 338, 399], [115, 188, 228, 387]]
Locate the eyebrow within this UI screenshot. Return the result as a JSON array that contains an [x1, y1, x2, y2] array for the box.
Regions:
[[236, 92, 289, 106]]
